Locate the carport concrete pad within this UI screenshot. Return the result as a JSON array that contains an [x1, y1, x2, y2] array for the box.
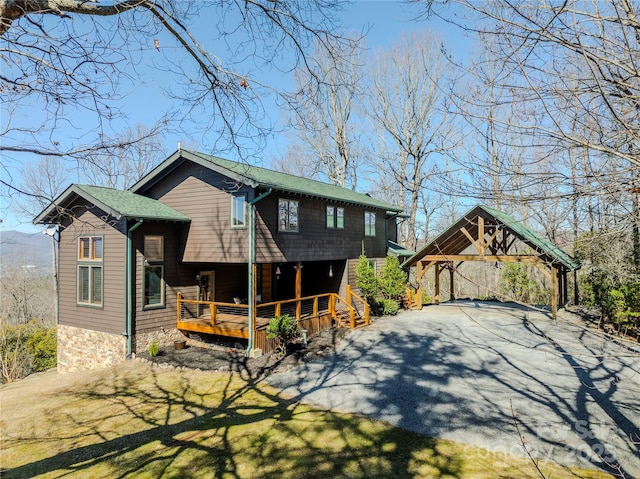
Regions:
[[266, 301, 640, 477]]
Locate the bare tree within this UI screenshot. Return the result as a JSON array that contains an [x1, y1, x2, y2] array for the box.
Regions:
[[271, 144, 322, 179], [80, 123, 164, 189], [403, 1, 640, 315], [286, 36, 364, 188], [13, 156, 70, 220], [364, 31, 456, 250], [0, 263, 55, 325], [419, 1, 640, 166], [0, 0, 349, 202]]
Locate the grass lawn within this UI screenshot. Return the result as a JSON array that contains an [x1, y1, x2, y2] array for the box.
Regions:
[[0, 362, 614, 479]]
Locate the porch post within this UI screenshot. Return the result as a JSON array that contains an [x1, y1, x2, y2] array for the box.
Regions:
[[295, 261, 302, 319]]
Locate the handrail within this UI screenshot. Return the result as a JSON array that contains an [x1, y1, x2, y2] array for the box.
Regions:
[[333, 293, 356, 328], [347, 286, 370, 326], [177, 291, 365, 329], [256, 293, 332, 309], [406, 286, 422, 308]]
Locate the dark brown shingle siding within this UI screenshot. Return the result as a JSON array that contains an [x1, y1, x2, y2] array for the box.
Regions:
[[58, 208, 126, 334]]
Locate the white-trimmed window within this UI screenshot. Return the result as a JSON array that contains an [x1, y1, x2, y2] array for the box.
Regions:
[[77, 236, 103, 306], [231, 194, 246, 228], [143, 235, 165, 309], [326, 205, 345, 229], [278, 198, 299, 232], [364, 211, 376, 237]]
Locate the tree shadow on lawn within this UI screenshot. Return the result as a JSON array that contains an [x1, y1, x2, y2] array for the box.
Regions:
[[2, 362, 464, 479], [265, 301, 640, 478]]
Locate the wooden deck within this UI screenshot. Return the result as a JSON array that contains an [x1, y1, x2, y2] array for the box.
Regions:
[[176, 290, 370, 346], [177, 313, 271, 339]]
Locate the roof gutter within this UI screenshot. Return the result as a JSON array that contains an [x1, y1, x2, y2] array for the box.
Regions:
[[247, 188, 272, 358], [126, 218, 144, 358]]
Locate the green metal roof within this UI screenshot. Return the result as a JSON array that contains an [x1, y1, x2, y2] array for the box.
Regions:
[[387, 240, 415, 258], [34, 184, 191, 224], [133, 150, 402, 213], [479, 205, 580, 271], [404, 204, 580, 272]]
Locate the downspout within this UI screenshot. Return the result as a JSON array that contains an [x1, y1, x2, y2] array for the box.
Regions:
[[126, 218, 144, 358], [247, 188, 272, 357]]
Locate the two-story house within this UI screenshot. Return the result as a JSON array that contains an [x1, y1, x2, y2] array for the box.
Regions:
[[34, 150, 404, 372]]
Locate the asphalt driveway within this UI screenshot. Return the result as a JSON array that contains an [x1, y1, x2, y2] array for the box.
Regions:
[[266, 301, 640, 477]]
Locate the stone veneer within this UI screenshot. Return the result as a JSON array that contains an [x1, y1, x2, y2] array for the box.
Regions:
[[57, 325, 190, 372], [57, 324, 127, 373], [134, 328, 188, 355]]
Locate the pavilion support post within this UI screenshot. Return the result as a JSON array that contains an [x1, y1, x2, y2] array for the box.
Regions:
[[449, 267, 455, 301], [551, 266, 558, 319], [562, 271, 568, 307], [416, 261, 425, 308], [434, 262, 440, 305]]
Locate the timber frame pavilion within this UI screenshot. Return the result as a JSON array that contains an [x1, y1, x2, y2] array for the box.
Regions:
[[403, 205, 581, 317]]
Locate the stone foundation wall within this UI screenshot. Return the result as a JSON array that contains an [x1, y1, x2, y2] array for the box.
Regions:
[[57, 325, 127, 373], [134, 328, 187, 355]]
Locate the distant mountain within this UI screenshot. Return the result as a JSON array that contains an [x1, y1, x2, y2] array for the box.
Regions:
[[0, 230, 53, 275]]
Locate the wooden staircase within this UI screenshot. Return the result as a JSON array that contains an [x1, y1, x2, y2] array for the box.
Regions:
[[404, 288, 422, 310], [334, 307, 367, 329]]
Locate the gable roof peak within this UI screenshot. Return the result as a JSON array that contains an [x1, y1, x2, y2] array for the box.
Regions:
[[33, 183, 190, 225], [132, 149, 403, 212], [404, 204, 580, 271]]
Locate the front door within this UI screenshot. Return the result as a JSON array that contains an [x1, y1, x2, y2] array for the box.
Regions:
[[198, 271, 215, 302]]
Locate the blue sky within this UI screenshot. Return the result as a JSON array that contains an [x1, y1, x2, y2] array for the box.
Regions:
[[1, 1, 470, 233]]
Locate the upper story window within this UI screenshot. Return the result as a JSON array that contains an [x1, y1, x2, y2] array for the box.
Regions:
[[278, 198, 299, 232], [78, 236, 102, 260], [231, 194, 246, 228], [364, 211, 376, 237], [77, 236, 103, 307], [326, 205, 345, 229], [143, 235, 165, 309]]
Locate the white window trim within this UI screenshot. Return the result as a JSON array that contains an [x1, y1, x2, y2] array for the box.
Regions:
[[231, 193, 247, 229]]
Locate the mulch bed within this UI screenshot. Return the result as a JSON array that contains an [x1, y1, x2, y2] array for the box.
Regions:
[[137, 327, 350, 378]]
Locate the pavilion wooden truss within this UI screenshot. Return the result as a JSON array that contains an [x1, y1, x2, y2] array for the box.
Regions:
[[403, 205, 581, 317]]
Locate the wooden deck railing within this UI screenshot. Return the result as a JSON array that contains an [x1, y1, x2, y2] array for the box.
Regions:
[[177, 290, 368, 329]]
